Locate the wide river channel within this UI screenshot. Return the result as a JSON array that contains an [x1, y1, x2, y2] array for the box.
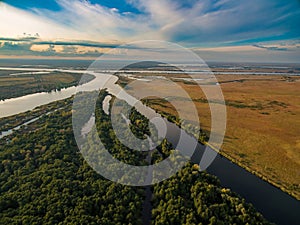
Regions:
[[0, 68, 299, 225]]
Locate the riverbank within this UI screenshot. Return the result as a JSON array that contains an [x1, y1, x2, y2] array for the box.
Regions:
[[0, 98, 73, 132], [138, 74, 300, 200], [0, 98, 73, 141], [0, 70, 92, 101], [206, 142, 299, 200], [1, 80, 299, 224], [1, 67, 298, 221]]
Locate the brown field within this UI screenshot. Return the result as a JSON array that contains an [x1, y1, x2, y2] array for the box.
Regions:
[[0, 72, 82, 100], [136, 74, 300, 199]]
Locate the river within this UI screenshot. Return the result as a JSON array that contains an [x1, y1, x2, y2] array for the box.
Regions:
[[165, 124, 300, 225], [0, 68, 299, 225]]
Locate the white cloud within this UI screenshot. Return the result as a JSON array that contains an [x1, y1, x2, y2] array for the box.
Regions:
[[31, 0, 162, 42], [0, 2, 84, 40], [126, 0, 299, 45], [0, 0, 299, 62], [1, 0, 299, 45]]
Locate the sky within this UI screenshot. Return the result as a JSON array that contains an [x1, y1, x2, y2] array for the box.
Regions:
[[0, 0, 299, 62]]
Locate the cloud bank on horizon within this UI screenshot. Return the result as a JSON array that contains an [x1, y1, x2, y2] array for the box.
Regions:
[[0, 0, 299, 62]]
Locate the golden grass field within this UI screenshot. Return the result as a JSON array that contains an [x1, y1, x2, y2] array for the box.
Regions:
[[137, 74, 300, 199]]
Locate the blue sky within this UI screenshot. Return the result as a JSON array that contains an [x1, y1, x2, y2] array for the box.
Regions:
[[0, 0, 299, 62]]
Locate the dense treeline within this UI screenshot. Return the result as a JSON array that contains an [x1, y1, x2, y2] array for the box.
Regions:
[[0, 99, 145, 224], [0, 98, 73, 133], [152, 163, 271, 225], [0, 91, 272, 224]]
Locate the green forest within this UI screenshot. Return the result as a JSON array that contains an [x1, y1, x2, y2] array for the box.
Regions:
[[0, 91, 272, 224]]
